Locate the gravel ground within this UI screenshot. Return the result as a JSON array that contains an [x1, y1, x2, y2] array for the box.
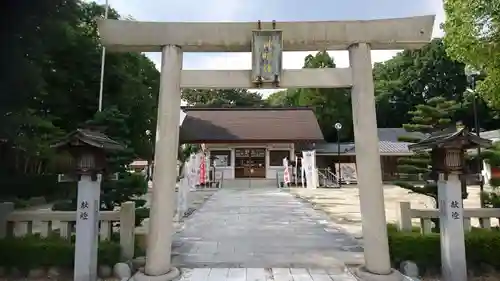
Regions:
[[288, 184, 487, 237]]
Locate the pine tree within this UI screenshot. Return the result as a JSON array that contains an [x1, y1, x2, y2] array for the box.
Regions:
[[394, 96, 462, 204]]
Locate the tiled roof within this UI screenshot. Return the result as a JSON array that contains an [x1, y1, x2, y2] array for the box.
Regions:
[[314, 143, 355, 154], [377, 128, 426, 142], [315, 141, 412, 154], [379, 141, 413, 153], [409, 127, 492, 151], [179, 107, 324, 143], [480, 129, 500, 141], [51, 128, 124, 151]]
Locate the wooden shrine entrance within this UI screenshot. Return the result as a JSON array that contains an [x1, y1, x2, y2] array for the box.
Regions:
[[234, 148, 266, 178]]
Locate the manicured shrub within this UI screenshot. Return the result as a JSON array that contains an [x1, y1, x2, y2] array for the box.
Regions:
[[0, 235, 121, 271], [387, 224, 500, 274]]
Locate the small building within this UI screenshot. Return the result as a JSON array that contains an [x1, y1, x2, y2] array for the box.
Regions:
[[314, 128, 426, 181], [179, 107, 324, 180]]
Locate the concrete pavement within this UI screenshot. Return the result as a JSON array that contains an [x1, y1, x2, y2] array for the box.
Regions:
[[171, 186, 364, 269]]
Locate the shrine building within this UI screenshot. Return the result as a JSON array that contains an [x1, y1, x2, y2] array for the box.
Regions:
[[179, 107, 324, 180]]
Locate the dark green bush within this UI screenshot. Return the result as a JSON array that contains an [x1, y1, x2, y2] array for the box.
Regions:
[[387, 224, 500, 274], [0, 235, 121, 271], [490, 178, 500, 188], [0, 174, 74, 202]]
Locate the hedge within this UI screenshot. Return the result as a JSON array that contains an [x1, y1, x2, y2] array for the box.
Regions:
[[387, 224, 500, 275], [0, 235, 121, 271]]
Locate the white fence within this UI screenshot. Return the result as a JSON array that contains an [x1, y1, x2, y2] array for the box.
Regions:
[[397, 201, 500, 234], [0, 201, 135, 260]]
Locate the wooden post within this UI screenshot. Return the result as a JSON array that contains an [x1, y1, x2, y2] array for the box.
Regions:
[[120, 201, 135, 260]]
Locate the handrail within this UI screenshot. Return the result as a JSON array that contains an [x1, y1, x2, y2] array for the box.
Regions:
[[317, 170, 327, 187], [317, 168, 340, 187]]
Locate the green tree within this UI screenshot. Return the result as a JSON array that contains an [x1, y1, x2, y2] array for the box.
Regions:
[[266, 91, 294, 107], [0, 1, 160, 218], [265, 51, 352, 142], [181, 89, 265, 107], [443, 0, 500, 108], [394, 97, 462, 204], [373, 38, 470, 128]]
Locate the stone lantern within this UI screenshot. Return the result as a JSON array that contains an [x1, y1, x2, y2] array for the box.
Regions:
[[51, 128, 124, 181], [408, 126, 491, 281], [409, 127, 491, 179], [50, 128, 123, 281]]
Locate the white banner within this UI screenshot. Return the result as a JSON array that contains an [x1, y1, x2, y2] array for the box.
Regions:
[[300, 157, 305, 188], [176, 177, 189, 221], [302, 150, 316, 189], [205, 155, 210, 183], [189, 153, 197, 190], [195, 152, 203, 185], [283, 157, 290, 184]]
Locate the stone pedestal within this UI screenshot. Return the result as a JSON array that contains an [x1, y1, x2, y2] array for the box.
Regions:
[[355, 267, 405, 281], [438, 173, 467, 281], [74, 174, 101, 281]]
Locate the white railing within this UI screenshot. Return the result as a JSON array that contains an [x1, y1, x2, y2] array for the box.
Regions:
[[397, 201, 500, 234], [317, 168, 339, 187], [0, 201, 135, 260]]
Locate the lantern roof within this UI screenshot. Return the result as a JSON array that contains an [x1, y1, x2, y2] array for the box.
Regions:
[[408, 127, 492, 152], [51, 128, 124, 151]]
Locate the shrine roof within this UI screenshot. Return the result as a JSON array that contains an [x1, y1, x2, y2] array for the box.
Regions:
[[51, 129, 124, 151], [179, 107, 324, 144], [408, 127, 492, 151]]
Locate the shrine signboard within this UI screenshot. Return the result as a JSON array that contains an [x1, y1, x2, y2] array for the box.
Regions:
[[251, 29, 283, 85]]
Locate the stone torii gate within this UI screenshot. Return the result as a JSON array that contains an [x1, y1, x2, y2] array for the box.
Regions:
[[98, 15, 434, 281]]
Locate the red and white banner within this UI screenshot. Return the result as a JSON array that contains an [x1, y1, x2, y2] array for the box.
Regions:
[[199, 154, 206, 185], [283, 158, 290, 184]]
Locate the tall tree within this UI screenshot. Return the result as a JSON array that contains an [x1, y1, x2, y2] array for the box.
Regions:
[[265, 51, 352, 142], [373, 38, 470, 128], [266, 90, 294, 107], [443, 0, 500, 108], [181, 89, 265, 107], [0, 0, 160, 218], [0, 1, 160, 177]]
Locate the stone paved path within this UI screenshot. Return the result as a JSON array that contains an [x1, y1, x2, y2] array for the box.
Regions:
[[178, 268, 358, 281], [172, 187, 364, 269]]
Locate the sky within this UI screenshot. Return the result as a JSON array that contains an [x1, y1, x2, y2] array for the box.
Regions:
[[90, 0, 445, 97]]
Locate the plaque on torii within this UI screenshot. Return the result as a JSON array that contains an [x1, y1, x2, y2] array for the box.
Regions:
[[251, 20, 283, 88]]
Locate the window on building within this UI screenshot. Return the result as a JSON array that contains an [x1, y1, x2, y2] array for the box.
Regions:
[[269, 150, 290, 166], [211, 150, 231, 166]]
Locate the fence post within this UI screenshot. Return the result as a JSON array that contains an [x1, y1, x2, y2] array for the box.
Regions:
[[397, 201, 412, 231], [0, 202, 14, 238], [120, 201, 135, 260]]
